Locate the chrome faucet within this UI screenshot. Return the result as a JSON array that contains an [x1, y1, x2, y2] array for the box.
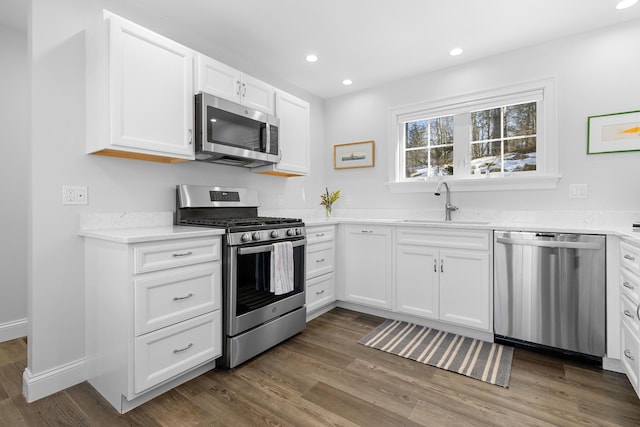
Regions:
[[434, 181, 458, 221]]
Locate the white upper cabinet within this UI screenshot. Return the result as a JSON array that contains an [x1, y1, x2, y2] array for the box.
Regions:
[[195, 54, 275, 115], [86, 10, 195, 163], [253, 90, 310, 177]]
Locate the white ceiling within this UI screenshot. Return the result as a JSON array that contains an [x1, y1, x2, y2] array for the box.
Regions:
[[2, 0, 640, 99]]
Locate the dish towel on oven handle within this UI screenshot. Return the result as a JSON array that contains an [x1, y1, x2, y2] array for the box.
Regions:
[[270, 241, 294, 295]]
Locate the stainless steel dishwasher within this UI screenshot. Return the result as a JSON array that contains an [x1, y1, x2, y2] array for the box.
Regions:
[[494, 231, 606, 357]]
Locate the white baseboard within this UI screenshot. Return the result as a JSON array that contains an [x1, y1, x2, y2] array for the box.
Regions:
[[22, 358, 86, 403], [0, 318, 28, 343]]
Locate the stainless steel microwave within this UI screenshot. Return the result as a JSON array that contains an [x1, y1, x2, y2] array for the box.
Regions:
[[194, 92, 280, 167]]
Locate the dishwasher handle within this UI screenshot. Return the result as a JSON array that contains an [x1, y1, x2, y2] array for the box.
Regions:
[[496, 237, 603, 250]]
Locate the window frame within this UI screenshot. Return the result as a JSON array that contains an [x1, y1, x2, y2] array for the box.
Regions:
[[387, 78, 560, 193]]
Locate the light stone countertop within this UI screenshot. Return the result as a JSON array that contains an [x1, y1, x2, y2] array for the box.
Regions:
[[303, 215, 640, 244], [78, 211, 224, 244]]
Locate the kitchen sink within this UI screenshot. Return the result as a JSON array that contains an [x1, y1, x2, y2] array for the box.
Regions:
[[398, 219, 490, 226]]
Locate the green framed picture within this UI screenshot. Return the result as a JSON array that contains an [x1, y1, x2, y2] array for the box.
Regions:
[[587, 110, 640, 154]]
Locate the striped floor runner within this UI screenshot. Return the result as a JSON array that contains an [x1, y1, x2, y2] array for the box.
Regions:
[[359, 319, 513, 387]]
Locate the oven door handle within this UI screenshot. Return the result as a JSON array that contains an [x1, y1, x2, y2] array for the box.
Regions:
[[237, 238, 306, 255]]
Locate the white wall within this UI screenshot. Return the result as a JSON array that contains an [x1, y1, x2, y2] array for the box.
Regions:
[[324, 19, 640, 214], [27, 0, 325, 398], [0, 24, 28, 342]]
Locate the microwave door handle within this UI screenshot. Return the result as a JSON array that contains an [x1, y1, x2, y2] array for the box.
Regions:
[[237, 239, 306, 256]]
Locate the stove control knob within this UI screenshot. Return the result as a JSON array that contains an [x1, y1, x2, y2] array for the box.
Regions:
[[252, 232, 261, 241], [241, 233, 251, 242], [286, 228, 295, 237], [295, 228, 302, 235], [270, 230, 279, 238]]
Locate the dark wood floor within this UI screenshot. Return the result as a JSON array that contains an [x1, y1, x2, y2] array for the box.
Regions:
[[2, 308, 640, 426]]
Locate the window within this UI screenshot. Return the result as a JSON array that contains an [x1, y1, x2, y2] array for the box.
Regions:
[[405, 116, 454, 178], [470, 102, 537, 176], [389, 78, 559, 192]]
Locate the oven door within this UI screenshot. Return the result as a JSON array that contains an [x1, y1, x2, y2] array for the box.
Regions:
[[227, 238, 306, 336]]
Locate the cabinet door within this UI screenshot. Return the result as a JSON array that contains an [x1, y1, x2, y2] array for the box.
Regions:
[[195, 54, 240, 102], [109, 14, 194, 158], [396, 245, 439, 319], [241, 74, 275, 114], [253, 90, 310, 176], [343, 226, 392, 309], [439, 249, 491, 330]]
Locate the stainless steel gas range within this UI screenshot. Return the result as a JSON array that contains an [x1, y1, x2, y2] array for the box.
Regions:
[[175, 184, 306, 368]]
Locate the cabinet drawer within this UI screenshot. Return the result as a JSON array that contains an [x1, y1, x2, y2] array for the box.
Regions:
[[306, 273, 335, 312], [622, 294, 640, 334], [134, 237, 220, 274], [397, 228, 489, 251], [135, 263, 221, 335], [621, 240, 640, 276], [307, 226, 335, 245], [306, 242, 334, 279], [134, 310, 221, 393], [621, 267, 640, 304], [621, 321, 640, 392]]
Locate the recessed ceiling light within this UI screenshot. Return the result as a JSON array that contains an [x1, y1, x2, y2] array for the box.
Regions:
[[342, 79, 353, 86], [449, 47, 464, 56], [616, 0, 638, 9], [305, 54, 318, 63]]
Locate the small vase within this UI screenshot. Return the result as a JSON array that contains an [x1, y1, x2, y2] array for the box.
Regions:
[[325, 204, 332, 218]]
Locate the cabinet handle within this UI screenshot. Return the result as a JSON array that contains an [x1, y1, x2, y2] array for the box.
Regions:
[[242, 82, 247, 97], [173, 292, 194, 301], [624, 254, 636, 261], [624, 349, 635, 361], [236, 81, 241, 95], [315, 233, 325, 237], [433, 259, 437, 273], [361, 230, 373, 234], [624, 281, 634, 290], [173, 343, 193, 354], [440, 259, 444, 273], [316, 258, 325, 263], [172, 251, 193, 257], [624, 309, 635, 319], [316, 290, 325, 295], [637, 304, 640, 321], [188, 129, 193, 145]]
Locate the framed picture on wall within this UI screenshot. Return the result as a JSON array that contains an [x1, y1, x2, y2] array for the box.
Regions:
[[588, 110, 640, 154], [334, 140, 375, 169]]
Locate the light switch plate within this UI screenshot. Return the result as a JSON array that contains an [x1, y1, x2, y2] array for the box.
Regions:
[[62, 185, 88, 205], [569, 184, 588, 199]]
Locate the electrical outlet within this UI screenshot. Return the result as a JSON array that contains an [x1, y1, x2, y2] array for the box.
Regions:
[[62, 185, 88, 205], [345, 195, 352, 206], [277, 195, 284, 206], [569, 184, 588, 199]]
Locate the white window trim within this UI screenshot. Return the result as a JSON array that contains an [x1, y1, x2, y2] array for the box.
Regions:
[[387, 77, 561, 193]]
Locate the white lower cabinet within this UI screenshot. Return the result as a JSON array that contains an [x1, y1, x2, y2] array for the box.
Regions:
[[620, 237, 640, 397], [395, 227, 492, 332], [305, 225, 336, 315], [84, 235, 222, 413], [343, 225, 393, 309]]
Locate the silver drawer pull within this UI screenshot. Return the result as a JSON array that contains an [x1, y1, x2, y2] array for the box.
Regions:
[[361, 230, 373, 234], [172, 251, 193, 257], [624, 281, 635, 290], [173, 343, 193, 354], [173, 293, 194, 301], [316, 258, 325, 263], [316, 290, 325, 295], [315, 233, 325, 237], [624, 349, 635, 361], [624, 309, 635, 319], [624, 254, 636, 261]]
